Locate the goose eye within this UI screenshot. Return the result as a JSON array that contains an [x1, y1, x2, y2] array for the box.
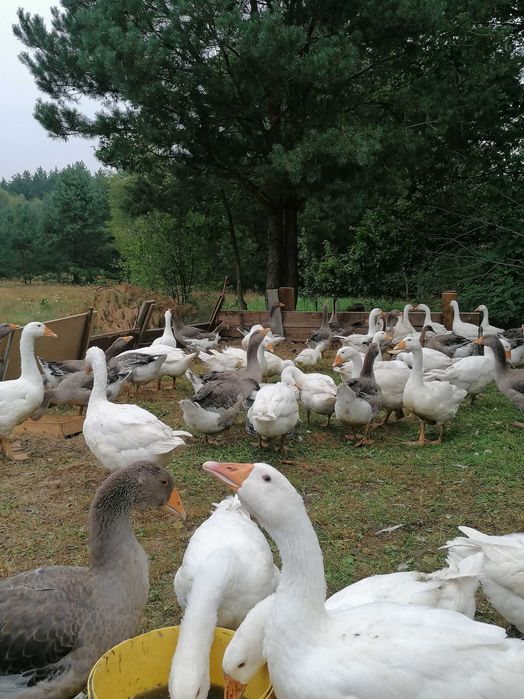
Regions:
[[238, 662, 245, 668], [161, 479, 169, 486], [262, 474, 271, 482]]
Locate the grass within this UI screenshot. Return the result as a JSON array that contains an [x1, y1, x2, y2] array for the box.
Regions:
[[1, 341, 523, 641], [0, 279, 441, 327]]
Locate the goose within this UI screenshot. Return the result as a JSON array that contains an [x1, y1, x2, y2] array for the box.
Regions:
[[205, 460, 524, 699], [446, 526, 524, 634], [335, 343, 382, 445], [108, 350, 167, 393], [392, 303, 418, 341], [281, 364, 337, 426], [474, 335, 524, 426], [39, 335, 134, 388], [183, 322, 229, 353], [337, 308, 385, 351], [30, 366, 131, 421], [294, 338, 329, 368], [152, 309, 178, 348], [241, 324, 284, 351], [395, 330, 454, 371], [83, 347, 191, 470], [419, 326, 471, 358], [424, 338, 511, 404], [0, 461, 185, 699], [199, 333, 272, 376], [192, 329, 268, 411], [309, 302, 332, 344], [247, 381, 299, 448], [172, 313, 226, 348], [503, 325, 524, 367], [0, 321, 57, 461], [334, 344, 410, 426], [179, 395, 243, 444], [416, 304, 449, 334], [474, 305, 505, 336], [169, 495, 278, 699], [394, 336, 467, 444], [328, 297, 344, 334], [118, 344, 197, 389], [223, 551, 483, 698], [450, 300, 479, 340]]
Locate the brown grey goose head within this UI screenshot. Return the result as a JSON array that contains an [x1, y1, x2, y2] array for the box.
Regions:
[[0, 323, 19, 341], [104, 334, 134, 361], [310, 302, 332, 343], [0, 462, 185, 699]]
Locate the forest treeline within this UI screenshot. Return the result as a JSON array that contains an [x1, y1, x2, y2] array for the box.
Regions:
[[3, 1, 524, 324]]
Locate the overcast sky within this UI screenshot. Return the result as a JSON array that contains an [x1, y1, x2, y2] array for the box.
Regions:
[[0, 0, 101, 180]]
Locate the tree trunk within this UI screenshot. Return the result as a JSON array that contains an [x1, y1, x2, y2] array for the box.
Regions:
[[221, 194, 247, 309], [282, 195, 299, 303], [266, 202, 283, 289]]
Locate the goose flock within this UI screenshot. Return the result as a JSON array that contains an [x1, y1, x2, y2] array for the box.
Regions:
[[0, 298, 523, 699]]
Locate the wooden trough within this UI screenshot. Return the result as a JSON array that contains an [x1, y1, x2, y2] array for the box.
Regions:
[[12, 414, 85, 439]]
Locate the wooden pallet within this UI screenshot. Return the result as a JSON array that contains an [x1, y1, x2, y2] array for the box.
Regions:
[[12, 414, 85, 439]]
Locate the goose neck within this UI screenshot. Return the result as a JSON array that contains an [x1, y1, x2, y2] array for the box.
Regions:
[[19, 329, 41, 382], [487, 339, 508, 375], [88, 473, 138, 569], [265, 501, 326, 620], [90, 352, 110, 402], [420, 305, 431, 326], [409, 346, 425, 385]]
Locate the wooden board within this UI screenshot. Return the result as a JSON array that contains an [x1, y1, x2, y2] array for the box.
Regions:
[[0, 312, 96, 381], [12, 414, 85, 439]]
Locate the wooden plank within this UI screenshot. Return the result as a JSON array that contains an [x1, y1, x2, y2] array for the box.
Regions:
[[78, 307, 95, 359], [12, 414, 85, 439], [208, 276, 228, 330], [1, 312, 94, 381], [134, 300, 156, 347]]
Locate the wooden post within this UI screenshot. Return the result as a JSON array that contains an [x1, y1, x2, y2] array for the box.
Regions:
[[208, 276, 228, 330], [134, 300, 156, 347], [442, 290, 457, 331], [78, 307, 95, 359], [266, 289, 284, 336], [278, 286, 296, 311]]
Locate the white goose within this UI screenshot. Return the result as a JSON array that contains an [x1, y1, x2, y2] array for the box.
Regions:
[[281, 364, 337, 426], [118, 344, 197, 389], [247, 381, 299, 448], [451, 300, 480, 340], [83, 347, 190, 470], [205, 460, 524, 699], [0, 322, 57, 460], [394, 336, 467, 444], [152, 309, 178, 349], [337, 308, 385, 351], [424, 340, 511, 404], [392, 303, 418, 341], [294, 339, 329, 367], [223, 551, 482, 697], [474, 305, 505, 336], [416, 303, 449, 335], [169, 496, 278, 699], [334, 344, 411, 426], [446, 526, 524, 634], [199, 334, 272, 376]]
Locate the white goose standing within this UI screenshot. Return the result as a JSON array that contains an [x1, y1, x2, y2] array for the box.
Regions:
[[83, 347, 190, 470], [0, 321, 57, 460], [205, 460, 524, 699]]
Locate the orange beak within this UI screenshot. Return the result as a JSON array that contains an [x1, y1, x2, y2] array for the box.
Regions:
[[8, 323, 20, 330], [393, 340, 407, 351], [473, 306, 480, 312], [266, 343, 274, 352], [165, 487, 187, 520], [505, 350, 512, 360], [261, 328, 271, 336], [333, 354, 344, 367], [122, 335, 134, 342], [224, 674, 246, 699], [43, 325, 58, 338], [384, 334, 393, 342], [473, 336, 484, 345], [202, 461, 254, 490]]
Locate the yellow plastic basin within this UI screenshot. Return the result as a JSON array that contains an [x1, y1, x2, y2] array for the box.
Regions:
[[88, 625, 274, 699]]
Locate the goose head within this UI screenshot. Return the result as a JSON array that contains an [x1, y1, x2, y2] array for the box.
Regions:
[[393, 336, 422, 353], [333, 345, 359, 366], [23, 321, 57, 339], [203, 461, 301, 533]]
